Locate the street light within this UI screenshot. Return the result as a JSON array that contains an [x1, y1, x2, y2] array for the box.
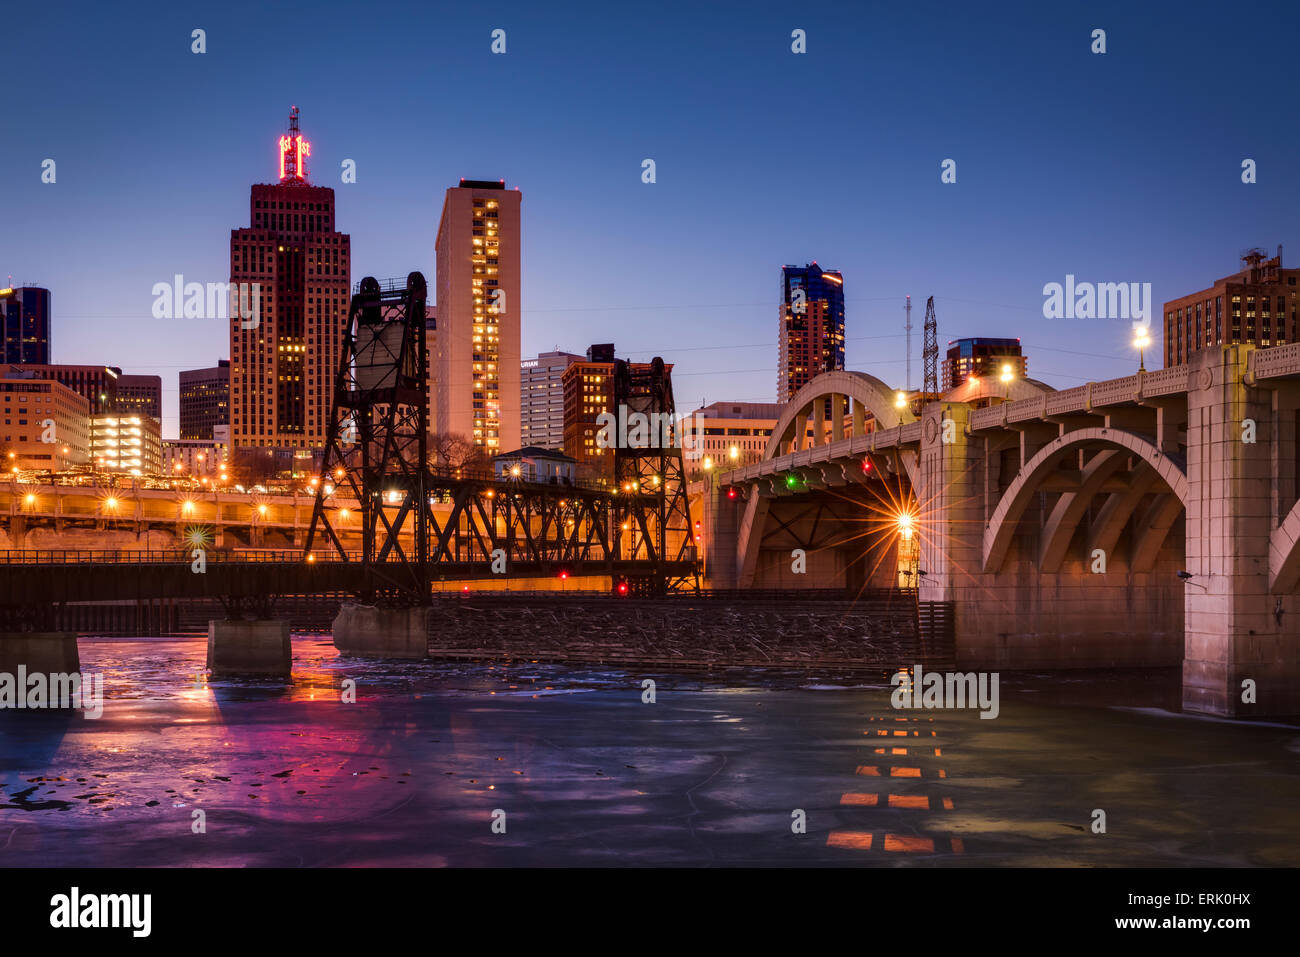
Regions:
[[1133, 325, 1152, 372], [1000, 362, 1015, 400], [895, 390, 907, 409]]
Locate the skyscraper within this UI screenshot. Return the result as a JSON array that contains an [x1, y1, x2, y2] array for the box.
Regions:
[[778, 263, 845, 400], [179, 359, 230, 439], [434, 179, 521, 453], [229, 107, 350, 467], [1, 286, 51, 364]]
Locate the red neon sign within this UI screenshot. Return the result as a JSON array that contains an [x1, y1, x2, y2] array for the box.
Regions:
[[279, 133, 311, 181]]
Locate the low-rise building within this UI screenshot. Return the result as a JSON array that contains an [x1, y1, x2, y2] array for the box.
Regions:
[[0, 371, 90, 471], [679, 401, 781, 478], [91, 412, 162, 474], [493, 446, 577, 485], [163, 427, 230, 478]]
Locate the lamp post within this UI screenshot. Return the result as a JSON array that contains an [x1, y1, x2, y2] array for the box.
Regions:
[[1133, 326, 1151, 373], [1000, 362, 1015, 400]]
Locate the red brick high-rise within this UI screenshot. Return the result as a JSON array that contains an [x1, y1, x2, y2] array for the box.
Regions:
[[229, 107, 350, 469], [1163, 248, 1299, 367]]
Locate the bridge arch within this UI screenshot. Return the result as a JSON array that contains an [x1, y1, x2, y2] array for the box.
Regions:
[[730, 370, 916, 588], [983, 427, 1188, 574], [1270, 499, 1300, 593], [764, 370, 915, 460]]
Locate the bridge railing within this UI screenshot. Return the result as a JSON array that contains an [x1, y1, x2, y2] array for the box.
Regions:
[[0, 549, 364, 565]]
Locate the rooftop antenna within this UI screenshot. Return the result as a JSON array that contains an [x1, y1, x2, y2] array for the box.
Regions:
[[280, 105, 309, 182], [904, 296, 913, 392]]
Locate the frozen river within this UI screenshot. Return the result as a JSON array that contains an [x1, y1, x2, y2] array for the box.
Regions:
[[2, 635, 1298, 867]]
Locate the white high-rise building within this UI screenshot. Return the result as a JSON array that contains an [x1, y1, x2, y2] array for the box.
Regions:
[[521, 350, 582, 450]]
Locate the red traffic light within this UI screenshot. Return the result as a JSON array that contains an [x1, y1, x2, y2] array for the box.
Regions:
[[862, 459, 873, 473], [726, 487, 737, 499], [559, 570, 569, 580], [617, 581, 628, 595]]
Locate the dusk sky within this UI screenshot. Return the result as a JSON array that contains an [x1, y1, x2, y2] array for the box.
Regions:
[[4, 0, 1298, 436]]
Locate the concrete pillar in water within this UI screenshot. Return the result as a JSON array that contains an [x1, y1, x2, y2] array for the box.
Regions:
[[332, 604, 430, 659], [206, 620, 291, 677]]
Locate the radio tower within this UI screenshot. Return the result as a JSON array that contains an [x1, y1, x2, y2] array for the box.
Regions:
[[922, 296, 939, 401], [904, 296, 913, 392]]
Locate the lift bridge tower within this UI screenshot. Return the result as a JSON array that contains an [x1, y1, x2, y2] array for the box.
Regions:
[[611, 356, 699, 595], [304, 273, 430, 602]]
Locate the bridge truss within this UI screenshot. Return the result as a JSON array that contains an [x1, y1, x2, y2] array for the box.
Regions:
[[303, 275, 699, 604]]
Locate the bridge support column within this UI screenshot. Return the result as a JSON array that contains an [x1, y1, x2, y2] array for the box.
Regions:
[[701, 476, 742, 588], [206, 620, 291, 677], [0, 633, 81, 684], [332, 604, 429, 659], [1184, 345, 1299, 716], [919, 403, 983, 601]]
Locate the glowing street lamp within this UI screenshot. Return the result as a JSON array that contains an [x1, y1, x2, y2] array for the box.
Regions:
[[728, 445, 739, 461], [1133, 325, 1152, 373], [897, 511, 915, 542], [702, 456, 714, 472], [895, 390, 907, 409]]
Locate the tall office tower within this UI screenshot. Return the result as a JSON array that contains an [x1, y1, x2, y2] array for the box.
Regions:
[[778, 263, 845, 400], [0, 286, 51, 364], [941, 338, 1026, 390], [434, 179, 521, 453], [1163, 247, 1299, 367], [229, 107, 350, 470], [424, 306, 437, 430], [116, 373, 162, 421], [179, 359, 230, 439], [522, 350, 582, 450]]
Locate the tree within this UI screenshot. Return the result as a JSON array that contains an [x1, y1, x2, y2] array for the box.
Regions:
[[428, 432, 491, 471]]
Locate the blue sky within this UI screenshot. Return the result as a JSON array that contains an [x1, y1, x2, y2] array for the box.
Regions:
[[4, 0, 1298, 435]]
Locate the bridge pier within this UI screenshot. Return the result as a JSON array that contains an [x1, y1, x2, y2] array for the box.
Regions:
[[921, 400, 1185, 673], [701, 477, 742, 588], [1183, 346, 1300, 716], [206, 620, 291, 677], [0, 632, 80, 682], [332, 604, 430, 659]]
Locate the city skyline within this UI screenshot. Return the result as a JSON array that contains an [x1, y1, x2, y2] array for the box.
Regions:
[[5, 1, 1299, 440], [4, 0, 1300, 897]]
